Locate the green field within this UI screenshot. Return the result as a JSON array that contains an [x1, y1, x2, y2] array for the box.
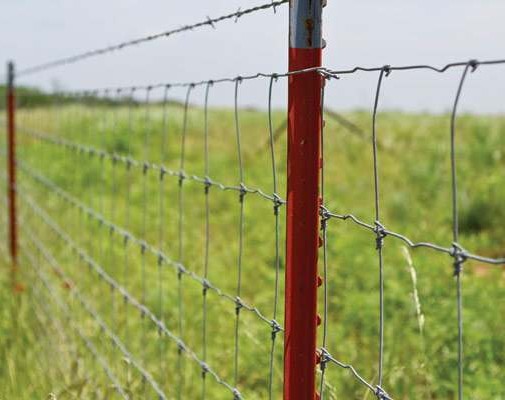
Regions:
[[0, 94, 504, 399]]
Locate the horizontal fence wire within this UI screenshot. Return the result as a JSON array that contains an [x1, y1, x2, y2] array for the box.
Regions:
[[30, 58, 505, 94]]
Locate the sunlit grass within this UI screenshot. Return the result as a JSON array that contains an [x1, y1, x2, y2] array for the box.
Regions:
[[0, 100, 504, 399]]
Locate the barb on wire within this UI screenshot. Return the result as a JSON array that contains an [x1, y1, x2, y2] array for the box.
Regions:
[[17, 0, 288, 76]]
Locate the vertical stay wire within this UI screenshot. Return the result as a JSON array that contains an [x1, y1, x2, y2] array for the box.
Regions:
[[233, 77, 245, 394], [319, 76, 329, 399], [178, 83, 193, 400], [99, 90, 110, 272], [123, 88, 136, 386], [141, 87, 152, 393], [86, 92, 98, 293], [158, 84, 170, 385], [450, 60, 476, 400], [451, 62, 475, 244], [109, 89, 121, 345], [74, 93, 85, 250], [201, 80, 213, 400], [267, 74, 281, 400], [372, 66, 389, 393]]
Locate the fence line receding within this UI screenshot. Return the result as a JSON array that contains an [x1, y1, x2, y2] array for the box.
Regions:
[[2, 1, 505, 400]]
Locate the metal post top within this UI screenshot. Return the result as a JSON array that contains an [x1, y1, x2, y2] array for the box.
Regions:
[[289, 0, 323, 49], [7, 61, 15, 87]]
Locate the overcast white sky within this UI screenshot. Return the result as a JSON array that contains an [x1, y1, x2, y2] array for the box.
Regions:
[[1, 0, 505, 112]]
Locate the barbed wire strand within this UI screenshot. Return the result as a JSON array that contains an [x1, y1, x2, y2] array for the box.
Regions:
[[16, 0, 289, 76]]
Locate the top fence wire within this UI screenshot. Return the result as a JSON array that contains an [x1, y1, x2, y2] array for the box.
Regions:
[[1, 1, 505, 400]]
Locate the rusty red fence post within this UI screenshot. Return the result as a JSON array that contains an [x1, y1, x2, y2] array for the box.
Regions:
[[6, 61, 18, 269], [284, 1, 323, 399]]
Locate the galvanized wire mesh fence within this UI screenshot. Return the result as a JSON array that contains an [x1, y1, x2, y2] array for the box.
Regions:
[[318, 61, 505, 400], [1, 1, 505, 399], [8, 75, 289, 399]]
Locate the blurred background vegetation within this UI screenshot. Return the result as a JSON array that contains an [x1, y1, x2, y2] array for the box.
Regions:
[[0, 86, 504, 399]]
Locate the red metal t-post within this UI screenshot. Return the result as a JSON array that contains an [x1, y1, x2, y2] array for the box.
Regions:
[[284, 1, 323, 399], [6, 61, 18, 267]]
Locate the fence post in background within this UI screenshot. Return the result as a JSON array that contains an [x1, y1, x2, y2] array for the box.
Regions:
[[284, 1, 323, 400], [6, 61, 18, 270]]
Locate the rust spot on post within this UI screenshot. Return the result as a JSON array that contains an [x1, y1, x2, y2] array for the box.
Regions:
[[305, 18, 314, 47]]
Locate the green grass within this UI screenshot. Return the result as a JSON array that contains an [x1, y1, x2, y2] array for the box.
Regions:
[[0, 99, 504, 399]]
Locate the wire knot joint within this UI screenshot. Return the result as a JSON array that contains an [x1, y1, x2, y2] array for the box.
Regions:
[[374, 221, 387, 249], [271, 319, 282, 339], [375, 385, 391, 400], [320, 205, 331, 229], [204, 176, 213, 194], [382, 65, 392, 77], [468, 59, 479, 72], [233, 388, 243, 400], [319, 347, 330, 371], [235, 296, 244, 314], [272, 193, 283, 215], [451, 243, 467, 276]]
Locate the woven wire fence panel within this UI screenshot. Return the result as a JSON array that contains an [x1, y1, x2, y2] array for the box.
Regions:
[[0, 1, 504, 397], [3, 64, 504, 399], [316, 63, 505, 399], [6, 75, 288, 399]]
